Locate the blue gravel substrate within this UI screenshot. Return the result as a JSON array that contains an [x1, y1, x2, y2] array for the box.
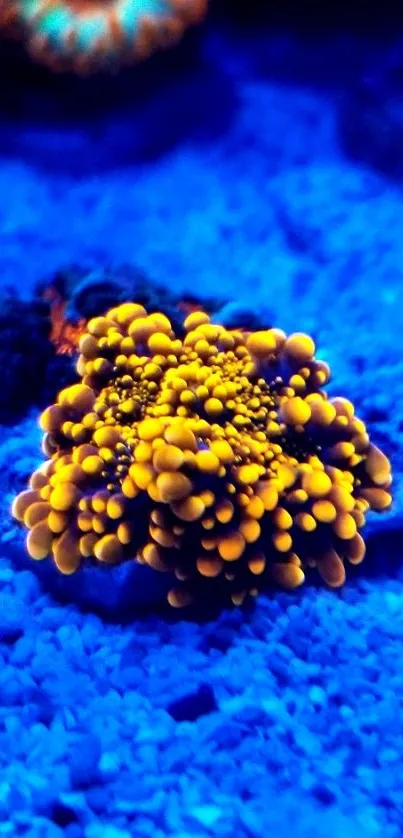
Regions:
[[0, 20, 402, 838]]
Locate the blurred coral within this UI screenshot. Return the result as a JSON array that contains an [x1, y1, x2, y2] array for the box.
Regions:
[[13, 303, 392, 607], [0, 0, 208, 73]]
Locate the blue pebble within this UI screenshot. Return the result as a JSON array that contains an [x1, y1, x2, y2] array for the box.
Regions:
[[190, 804, 222, 828], [65, 826, 82, 838], [130, 816, 156, 835], [86, 786, 110, 814], [15, 571, 41, 603], [0, 598, 24, 644], [209, 720, 244, 749], [86, 826, 131, 838], [120, 666, 143, 689], [69, 734, 102, 788], [234, 704, 271, 727], [11, 636, 34, 666], [268, 656, 290, 682], [309, 686, 327, 706]]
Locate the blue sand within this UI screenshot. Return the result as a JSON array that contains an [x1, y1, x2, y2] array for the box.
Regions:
[[0, 19, 402, 838]]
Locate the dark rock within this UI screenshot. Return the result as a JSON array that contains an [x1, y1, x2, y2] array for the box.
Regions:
[[69, 734, 102, 788], [311, 782, 337, 805], [51, 801, 79, 828], [166, 682, 217, 722]]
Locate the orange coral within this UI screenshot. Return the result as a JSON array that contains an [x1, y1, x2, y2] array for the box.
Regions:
[[42, 286, 86, 356], [13, 303, 392, 607]]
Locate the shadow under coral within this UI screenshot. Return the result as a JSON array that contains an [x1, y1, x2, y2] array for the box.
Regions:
[[0, 33, 238, 176], [5, 514, 402, 627]]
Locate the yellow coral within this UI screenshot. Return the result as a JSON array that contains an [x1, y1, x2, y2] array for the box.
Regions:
[[12, 304, 392, 607]]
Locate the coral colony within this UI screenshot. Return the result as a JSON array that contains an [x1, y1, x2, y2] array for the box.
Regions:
[[0, 0, 207, 72], [13, 304, 392, 607]]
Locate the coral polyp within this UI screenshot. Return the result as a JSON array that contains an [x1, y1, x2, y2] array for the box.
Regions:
[[0, 0, 207, 73], [13, 303, 392, 607]]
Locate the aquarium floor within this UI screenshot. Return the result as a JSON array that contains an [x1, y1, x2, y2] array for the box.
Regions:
[[0, 25, 402, 838]]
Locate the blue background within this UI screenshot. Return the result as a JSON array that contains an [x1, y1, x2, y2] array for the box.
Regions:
[[0, 7, 402, 836]]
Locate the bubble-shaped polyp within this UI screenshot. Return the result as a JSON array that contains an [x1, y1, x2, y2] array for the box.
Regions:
[[12, 302, 392, 607]]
